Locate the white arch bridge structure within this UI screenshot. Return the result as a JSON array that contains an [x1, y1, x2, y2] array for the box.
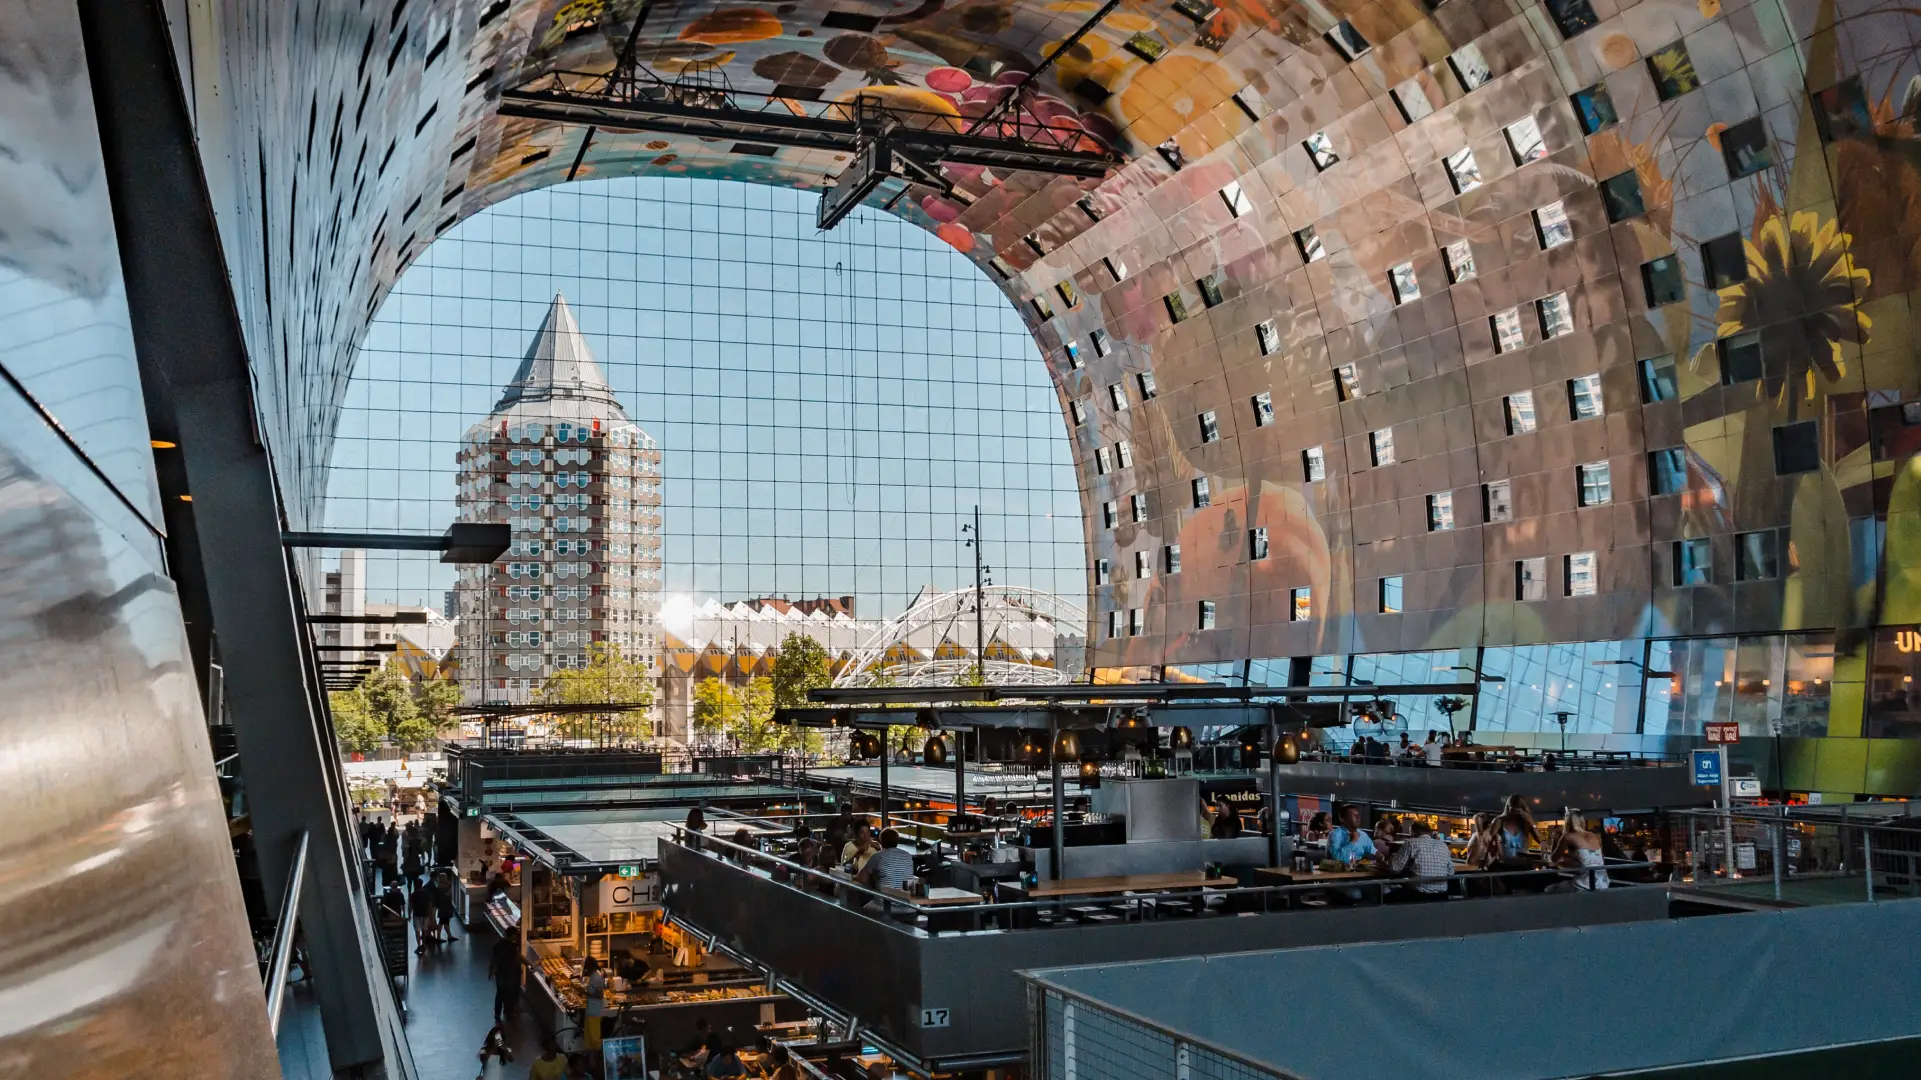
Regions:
[[832, 586, 1087, 689]]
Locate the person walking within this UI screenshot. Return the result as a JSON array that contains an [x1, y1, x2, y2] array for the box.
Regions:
[[488, 932, 522, 1023], [434, 871, 461, 942]]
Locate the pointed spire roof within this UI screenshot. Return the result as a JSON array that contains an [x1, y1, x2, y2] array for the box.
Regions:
[[494, 293, 625, 414]]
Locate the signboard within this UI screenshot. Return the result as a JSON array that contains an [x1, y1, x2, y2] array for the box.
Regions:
[[1691, 748, 1724, 787], [1732, 778, 1762, 798], [1704, 722, 1741, 744], [921, 1007, 951, 1028], [602, 1035, 647, 1080], [599, 874, 660, 912]]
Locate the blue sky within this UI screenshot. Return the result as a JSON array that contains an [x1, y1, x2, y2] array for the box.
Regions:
[[321, 177, 1085, 619]]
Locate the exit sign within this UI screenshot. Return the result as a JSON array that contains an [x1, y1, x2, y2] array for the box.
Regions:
[[1705, 722, 1740, 744]]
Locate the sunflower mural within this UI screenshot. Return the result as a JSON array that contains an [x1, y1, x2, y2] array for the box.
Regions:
[[1710, 210, 1872, 418]]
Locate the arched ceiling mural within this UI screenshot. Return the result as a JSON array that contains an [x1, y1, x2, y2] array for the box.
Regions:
[[195, 0, 1921, 719]]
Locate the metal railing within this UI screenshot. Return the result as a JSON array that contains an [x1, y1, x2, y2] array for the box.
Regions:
[[668, 829, 1655, 930], [264, 829, 310, 1037], [1670, 807, 1921, 902]]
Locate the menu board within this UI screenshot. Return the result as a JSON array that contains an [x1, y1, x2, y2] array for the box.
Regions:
[[603, 1035, 647, 1080]]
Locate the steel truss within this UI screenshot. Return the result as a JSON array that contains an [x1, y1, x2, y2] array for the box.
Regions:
[[500, 65, 1121, 179]]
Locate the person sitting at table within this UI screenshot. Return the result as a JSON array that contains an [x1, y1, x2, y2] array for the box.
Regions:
[[766, 1045, 800, 1080], [1386, 820, 1454, 901], [1210, 800, 1242, 839], [824, 803, 858, 851], [1462, 812, 1502, 869], [1327, 805, 1377, 867], [1394, 733, 1416, 764], [1496, 796, 1541, 863], [704, 1037, 748, 1078], [855, 829, 915, 915], [1548, 808, 1610, 892], [1302, 811, 1332, 842], [1371, 814, 1402, 855], [842, 827, 878, 873], [729, 828, 753, 862], [1423, 730, 1445, 767]]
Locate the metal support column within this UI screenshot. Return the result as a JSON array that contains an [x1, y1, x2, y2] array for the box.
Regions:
[[954, 728, 966, 817], [1049, 710, 1065, 881], [79, 1, 403, 1072], [1265, 716, 1281, 868], [879, 743, 890, 832]]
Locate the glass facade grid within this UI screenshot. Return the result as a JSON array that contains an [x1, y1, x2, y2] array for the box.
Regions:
[[323, 177, 1085, 632]]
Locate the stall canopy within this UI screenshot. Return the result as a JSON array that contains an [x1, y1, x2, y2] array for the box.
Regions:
[[1024, 898, 1921, 1080]]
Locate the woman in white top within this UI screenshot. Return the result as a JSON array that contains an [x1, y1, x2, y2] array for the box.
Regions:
[[582, 956, 608, 1051], [1550, 808, 1610, 891]]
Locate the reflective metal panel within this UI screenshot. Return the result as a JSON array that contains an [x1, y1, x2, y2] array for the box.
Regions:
[[0, 385, 278, 1076]]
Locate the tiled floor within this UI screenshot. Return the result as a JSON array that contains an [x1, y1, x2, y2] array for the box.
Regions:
[[280, 903, 545, 1079]]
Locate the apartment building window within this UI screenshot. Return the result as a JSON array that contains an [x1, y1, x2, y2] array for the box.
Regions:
[[1505, 115, 1546, 164], [1601, 171, 1645, 221], [1250, 527, 1270, 560], [1450, 42, 1492, 91], [1649, 447, 1688, 494], [1130, 494, 1148, 522], [1165, 290, 1190, 323], [1095, 559, 1111, 585], [1675, 538, 1711, 586], [1369, 428, 1396, 466], [1290, 588, 1311, 622], [1198, 271, 1225, 308], [1135, 550, 1153, 579], [1091, 328, 1112, 356], [1538, 292, 1574, 338], [1304, 131, 1340, 170], [1197, 600, 1217, 630], [1070, 399, 1088, 425], [1129, 608, 1145, 635], [1534, 201, 1573, 248], [1491, 307, 1525, 352], [1643, 255, 1685, 306], [1577, 461, 1612, 506], [1107, 610, 1122, 639], [1102, 500, 1119, 528], [1485, 479, 1514, 522], [1736, 530, 1779, 580], [1379, 576, 1405, 613], [1774, 421, 1821, 474], [1648, 40, 1699, 101], [1296, 225, 1325, 262], [1256, 319, 1280, 356], [1192, 478, 1211, 508], [1109, 383, 1128, 410], [1572, 81, 1617, 133], [1565, 551, 1597, 596], [1303, 446, 1327, 482], [1639, 356, 1678, 402], [1199, 410, 1220, 443], [1719, 330, 1762, 384], [1444, 237, 1475, 282], [1252, 391, 1274, 427], [1516, 557, 1547, 600], [1445, 147, 1483, 193], [1568, 373, 1604, 419], [1164, 544, 1182, 574], [1327, 20, 1371, 60], [1505, 391, 1538, 435], [1115, 440, 1133, 468], [1136, 370, 1158, 399], [1221, 180, 1252, 217], [1334, 363, 1361, 400], [1390, 262, 1420, 304], [1064, 341, 1083, 369], [1095, 446, 1111, 475], [1427, 491, 1455, 531]]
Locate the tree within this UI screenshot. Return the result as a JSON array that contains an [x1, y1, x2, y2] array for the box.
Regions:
[[691, 676, 820, 755], [362, 661, 424, 748], [770, 632, 833, 708], [413, 675, 462, 738], [691, 677, 739, 741], [538, 641, 657, 743], [330, 689, 382, 756]]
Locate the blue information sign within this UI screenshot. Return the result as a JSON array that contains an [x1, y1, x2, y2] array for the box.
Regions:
[[1691, 748, 1723, 787]]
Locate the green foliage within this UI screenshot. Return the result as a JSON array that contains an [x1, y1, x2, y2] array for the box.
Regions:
[[691, 675, 822, 755], [331, 690, 382, 756], [538, 641, 656, 742], [413, 675, 461, 734], [770, 632, 834, 708]]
